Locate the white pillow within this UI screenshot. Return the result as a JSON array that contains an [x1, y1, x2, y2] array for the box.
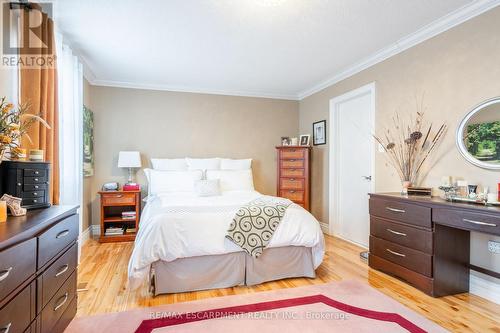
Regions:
[[194, 179, 221, 197], [186, 158, 221, 171], [151, 158, 188, 171], [144, 168, 203, 195], [206, 170, 255, 191], [220, 158, 252, 170]]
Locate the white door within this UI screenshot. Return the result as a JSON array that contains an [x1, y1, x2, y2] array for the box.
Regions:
[[329, 83, 375, 248]]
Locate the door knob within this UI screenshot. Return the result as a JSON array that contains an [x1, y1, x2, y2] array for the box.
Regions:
[[362, 176, 372, 181]]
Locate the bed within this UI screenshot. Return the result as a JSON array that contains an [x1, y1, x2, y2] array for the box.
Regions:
[[127, 158, 325, 295]]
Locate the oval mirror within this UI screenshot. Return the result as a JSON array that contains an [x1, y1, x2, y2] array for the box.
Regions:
[[457, 97, 500, 170]]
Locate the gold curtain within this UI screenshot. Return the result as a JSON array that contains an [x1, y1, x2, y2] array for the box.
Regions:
[[19, 6, 59, 204]]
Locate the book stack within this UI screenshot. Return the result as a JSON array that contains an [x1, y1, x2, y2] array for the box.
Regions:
[[122, 211, 136, 220], [125, 227, 137, 234], [105, 227, 124, 236]]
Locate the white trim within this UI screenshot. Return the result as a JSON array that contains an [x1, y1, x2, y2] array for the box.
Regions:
[[329, 83, 376, 247], [334, 234, 369, 250], [91, 224, 101, 236], [319, 222, 329, 235], [470, 271, 500, 305], [88, 79, 299, 101], [79, 226, 91, 245], [297, 0, 500, 99]]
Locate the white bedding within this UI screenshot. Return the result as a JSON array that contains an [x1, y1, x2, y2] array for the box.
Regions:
[[128, 191, 325, 289]]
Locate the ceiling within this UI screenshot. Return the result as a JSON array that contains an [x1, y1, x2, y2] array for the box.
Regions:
[[53, 0, 495, 100]]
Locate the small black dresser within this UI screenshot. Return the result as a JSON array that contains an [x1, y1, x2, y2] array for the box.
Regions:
[[0, 161, 51, 209]]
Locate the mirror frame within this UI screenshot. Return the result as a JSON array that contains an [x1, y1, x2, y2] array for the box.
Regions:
[[456, 97, 500, 170]]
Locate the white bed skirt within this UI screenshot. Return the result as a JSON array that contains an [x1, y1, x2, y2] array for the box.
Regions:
[[152, 246, 316, 295]]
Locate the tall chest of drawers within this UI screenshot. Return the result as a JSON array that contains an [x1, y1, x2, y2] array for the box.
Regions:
[[0, 161, 51, 209], [0, 206, 79, 333], [276, 146, 311, 210]]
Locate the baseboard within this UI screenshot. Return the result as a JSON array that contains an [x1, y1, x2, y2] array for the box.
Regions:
[[91, 224, 101, 236], [79, 226, 91, 245], [470, 271, 500, 305], [319, 222, 329, 234]]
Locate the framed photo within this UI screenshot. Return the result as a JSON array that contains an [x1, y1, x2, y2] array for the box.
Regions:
[[313, 120, 326, 145], [299, 134, 311, 146], [281, 136, 291, 146]]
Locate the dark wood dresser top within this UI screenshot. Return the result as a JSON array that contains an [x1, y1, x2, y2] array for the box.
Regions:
[[370, 192, 500, 214], [0, 205, 78, 251]]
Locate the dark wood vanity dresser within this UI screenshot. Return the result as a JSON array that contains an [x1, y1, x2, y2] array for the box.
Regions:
[[369, 193, 500, 297], [0, 206, 79, 333]]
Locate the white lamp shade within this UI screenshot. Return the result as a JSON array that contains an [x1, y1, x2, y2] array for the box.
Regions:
[[118, 151, 142, 168]]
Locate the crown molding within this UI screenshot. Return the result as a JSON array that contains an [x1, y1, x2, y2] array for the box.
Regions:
[[297, 0, 500, 100], [88, 79, 300, 101]]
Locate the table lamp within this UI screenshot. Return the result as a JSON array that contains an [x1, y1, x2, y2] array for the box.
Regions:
[[118, 151, 141, 184]]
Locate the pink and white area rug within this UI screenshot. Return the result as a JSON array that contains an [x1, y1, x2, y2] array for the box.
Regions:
[[66, 280, 447, 333]]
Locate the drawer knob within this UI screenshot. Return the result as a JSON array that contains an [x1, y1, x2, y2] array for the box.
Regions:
[[35, 185, 39, 189], [463, 218, 497, 227], [290, 178, 296, 181], [17, 182, 21, 186], [54, 292, 69, 312], [289, 159, 295, 162], [34, 178, 39, 181], [0, 267, 13, 282], [386, 248, 406, 257], [35, 171, 39, 175], [33, 192, 38, 196], [33, 199, 38, 203], [386, 228, 407, 237], [386, 207, 406, 213], [56, 230, 70, 239], [55, 264, 69, 277], [0, 323, 12, 333]]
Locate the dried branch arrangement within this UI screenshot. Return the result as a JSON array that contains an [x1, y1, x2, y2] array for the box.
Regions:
[[373, 100, 446, 185]]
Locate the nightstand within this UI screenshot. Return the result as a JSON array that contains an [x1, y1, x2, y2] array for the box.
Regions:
[[99, 190, 141, 242]]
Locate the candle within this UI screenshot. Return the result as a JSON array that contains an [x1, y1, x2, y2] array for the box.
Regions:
[[441, 176, 452, 186], [0, 201, 6, 223]]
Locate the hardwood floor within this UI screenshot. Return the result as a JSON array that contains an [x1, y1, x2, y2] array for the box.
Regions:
[[77, 235, 500, 332]]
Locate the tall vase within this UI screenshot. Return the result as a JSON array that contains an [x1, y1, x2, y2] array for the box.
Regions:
[[401, 180, 412, 195]]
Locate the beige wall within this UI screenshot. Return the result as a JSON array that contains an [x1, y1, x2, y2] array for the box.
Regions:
[[87, 86, 298, 227], [82, 79, 93, 232], [299, 8, 500, 273]]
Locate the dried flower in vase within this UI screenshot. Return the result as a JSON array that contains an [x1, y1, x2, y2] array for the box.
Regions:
[[373, 99, 447, 194], [0, 96, 51, 162]]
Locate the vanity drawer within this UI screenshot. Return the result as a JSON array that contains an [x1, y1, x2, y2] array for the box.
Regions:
[[280, 178, 305, 190], [370, 217, 433, 254], [40, 271, 76, 333], [280, 190, 304, 203], [433, 209, 500, 236], [0, 285, 33, 333], [101, 193, 136, 206], [369, 198, 431, 228], [280, 149, 305, 160], [280, 168, 305, 178], [280, 159, 305, 169], [0, 239, 36, 301], [39, 244, 77, 310], [370, 236, 432, 277], [37, 214, 78, 269]]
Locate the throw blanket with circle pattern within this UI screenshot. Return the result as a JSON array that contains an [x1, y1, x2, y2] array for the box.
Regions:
[[226, 196, 293, 258]]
